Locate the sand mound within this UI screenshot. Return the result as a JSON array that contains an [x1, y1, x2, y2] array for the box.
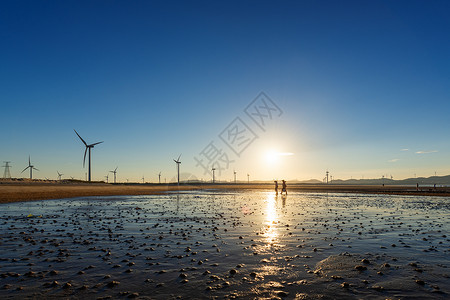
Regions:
[[314, 252, 374, 278]]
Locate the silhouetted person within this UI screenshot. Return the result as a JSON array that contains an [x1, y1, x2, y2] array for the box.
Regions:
[[281, 180, 287, 195], [274, 180, 278, 194]]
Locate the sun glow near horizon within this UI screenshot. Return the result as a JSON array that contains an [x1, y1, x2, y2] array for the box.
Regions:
[[264, 150, 294, 165]]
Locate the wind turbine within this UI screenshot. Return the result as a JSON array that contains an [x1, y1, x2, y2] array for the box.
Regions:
[[105, 174, 109, 183], [212, 166, 216, 183], [233, 170, 236, 184], [247, 173, 249, 184], [158, 172, 161, 184], [57, 171, 63, 181], [142, 175, 145, 184], [173, 154, 181, 185], [21, 156, 39, 180], [110, 167, 118, 184], [74, 129, 103, 182]]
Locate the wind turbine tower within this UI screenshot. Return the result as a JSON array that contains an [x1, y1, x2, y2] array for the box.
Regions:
[[74, 129, 103, 182], [57, 171, 64, 181], [158, 172, 161, 184], [247, 173, 250, 184], [326, 170, 329, 184], [105, 174, 109, 183], [212, 166, 216, 183], [21, 156, 39, 180], [2, 161, 11, 179], [110, 167, 118, 184], [234, 170, 236, 184], [142, 175, 145, 184], [173, 154, 181, 185]]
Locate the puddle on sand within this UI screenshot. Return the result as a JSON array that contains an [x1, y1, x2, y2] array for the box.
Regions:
[[0, 191, 449, 299]]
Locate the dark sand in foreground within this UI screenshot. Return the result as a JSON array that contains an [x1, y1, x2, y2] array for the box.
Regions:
[[0, 190, 448, 299]]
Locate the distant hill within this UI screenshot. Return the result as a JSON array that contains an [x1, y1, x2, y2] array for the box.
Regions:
[[292, 179, 323, 184], [326, 175, 450, 186]]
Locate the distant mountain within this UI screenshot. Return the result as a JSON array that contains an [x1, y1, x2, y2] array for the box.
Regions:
[[328, 175, 450, 186], [294, 179, 323, 184]]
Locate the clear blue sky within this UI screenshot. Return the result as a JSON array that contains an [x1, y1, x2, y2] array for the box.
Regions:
[[1, 0, 449, 182]]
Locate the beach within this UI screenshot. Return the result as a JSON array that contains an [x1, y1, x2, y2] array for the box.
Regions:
[[1, 180, 450, 204], [0, 187, 449, 299]]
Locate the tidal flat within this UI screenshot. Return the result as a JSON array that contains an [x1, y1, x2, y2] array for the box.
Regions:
[[0, 191, 449, 299]]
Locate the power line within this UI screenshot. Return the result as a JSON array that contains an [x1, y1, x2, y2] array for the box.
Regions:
[[3, 161, 11, 178]]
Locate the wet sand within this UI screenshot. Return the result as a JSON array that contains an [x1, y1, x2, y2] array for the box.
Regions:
[[0, 190, 449, 299], [1, 181, 450, 204]]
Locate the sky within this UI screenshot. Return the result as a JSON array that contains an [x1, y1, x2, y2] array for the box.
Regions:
[[1, 0, 449, 183]]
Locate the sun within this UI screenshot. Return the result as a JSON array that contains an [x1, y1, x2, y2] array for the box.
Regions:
[[264, 150, 294, 166], [265, 150, 280, 165]]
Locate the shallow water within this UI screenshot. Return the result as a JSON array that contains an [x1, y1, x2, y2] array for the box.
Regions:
[[0, 191, 449, 299]]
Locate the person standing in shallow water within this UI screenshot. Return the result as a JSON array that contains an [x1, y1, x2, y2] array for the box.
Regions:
[[274, 180, 278, 194], [281, 180, 287, 195]]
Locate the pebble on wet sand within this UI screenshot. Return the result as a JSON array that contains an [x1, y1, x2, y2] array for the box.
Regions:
[[416, 280, 425, 285], [277, 291, 289, 297], [355, 265, 367, 271], [107, 280, 120, 288], [128, 292, 139, 298]]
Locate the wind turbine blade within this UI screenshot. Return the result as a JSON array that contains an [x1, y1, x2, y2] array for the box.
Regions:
[[177, 154, 182, 161], [33, 167, 39, 171], [28, 156, 31, 166], [74, 129, 88, 146], [83, 147, 88, 167], [114, 167, 118, 172], [90, 141, 103, 147], [21, 166, 29, 173]]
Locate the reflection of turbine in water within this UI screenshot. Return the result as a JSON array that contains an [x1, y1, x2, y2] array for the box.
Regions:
[[264, 193, 279, 246]]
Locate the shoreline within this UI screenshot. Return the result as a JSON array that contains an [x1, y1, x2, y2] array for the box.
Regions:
[[1, 181, 450, 204]]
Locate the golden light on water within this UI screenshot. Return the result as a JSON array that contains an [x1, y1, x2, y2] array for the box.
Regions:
[[263, 192, 279, 245]]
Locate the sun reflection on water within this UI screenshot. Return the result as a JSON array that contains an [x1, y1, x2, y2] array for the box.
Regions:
[[263, 193, 279, 246]]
